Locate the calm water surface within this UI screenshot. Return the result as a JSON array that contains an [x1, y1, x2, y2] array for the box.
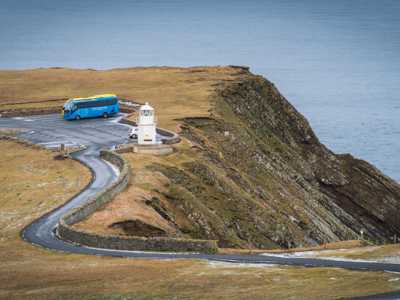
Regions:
[[1, 0, 399, 180]]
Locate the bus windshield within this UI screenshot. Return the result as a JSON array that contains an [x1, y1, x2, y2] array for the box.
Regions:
[[63, 100, 74, 112]]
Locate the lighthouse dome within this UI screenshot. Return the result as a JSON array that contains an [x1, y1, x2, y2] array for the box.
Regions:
[[138, 101, 156, 125], [140, 102, 154, 111]]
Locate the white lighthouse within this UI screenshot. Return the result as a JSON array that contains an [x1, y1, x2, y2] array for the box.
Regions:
[[137, 102, 157, 145]]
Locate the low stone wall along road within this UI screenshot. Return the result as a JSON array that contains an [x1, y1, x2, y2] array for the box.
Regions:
[[2, 113, 400, 299]]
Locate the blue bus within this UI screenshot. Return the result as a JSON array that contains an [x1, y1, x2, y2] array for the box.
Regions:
[[62, 94, 119, 120]]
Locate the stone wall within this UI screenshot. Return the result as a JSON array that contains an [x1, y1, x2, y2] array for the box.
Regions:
[[119, 106, 136, 114], [58, 150, 130, 226], [57, 150, 218, 253], [156, 128, 181, 144], [115, 144, 174, 155], [0, 107, 61, 117], [58, 225, 218, 253], [118, 117, 137, 127]]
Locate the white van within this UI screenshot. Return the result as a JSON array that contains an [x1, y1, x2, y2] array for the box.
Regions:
[[129, 127, 138, 139]]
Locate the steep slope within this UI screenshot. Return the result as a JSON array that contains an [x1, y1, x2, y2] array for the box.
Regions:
[[73, 68, 400, 249], [148, 72, 400, 248]]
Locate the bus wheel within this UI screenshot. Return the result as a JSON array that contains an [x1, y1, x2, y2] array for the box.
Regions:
[[103, 113, 108, 118], [75, 115, 81, 120]]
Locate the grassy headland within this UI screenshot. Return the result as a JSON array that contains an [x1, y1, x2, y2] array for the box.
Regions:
[[0, 139, 399, 300], [1, 67, 400, 299], [0, 66, 242, 129]]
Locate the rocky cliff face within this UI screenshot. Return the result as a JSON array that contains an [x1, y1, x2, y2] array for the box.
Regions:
[[150, 71, 400, 249]]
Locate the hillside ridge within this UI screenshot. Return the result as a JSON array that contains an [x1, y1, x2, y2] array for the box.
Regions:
[[148, 71, 400, 248]]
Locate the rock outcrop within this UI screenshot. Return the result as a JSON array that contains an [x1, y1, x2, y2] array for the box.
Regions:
[[150, 71, 400, 249]]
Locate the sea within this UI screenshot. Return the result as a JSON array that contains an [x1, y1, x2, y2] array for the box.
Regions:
[[1, 0, 399, 181]]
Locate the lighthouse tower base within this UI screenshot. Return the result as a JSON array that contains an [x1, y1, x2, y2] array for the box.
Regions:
[[138, 124, 156, 145]]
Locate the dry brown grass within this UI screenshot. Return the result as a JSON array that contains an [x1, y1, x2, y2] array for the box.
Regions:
[[73, 170, 177, 236], [74, 139, 199, 237], [73, 139, 372, 255], [0, 140, 91, 243], [2, 140, 398, 300], [2, 71, 400, 299], [0, 128, 27, 136], [222, 239, 400, 264], [4, 255, 400, 300], [220, 240, 368, 255], [0, 67, 242, 129], [299, 243, 400, 261]]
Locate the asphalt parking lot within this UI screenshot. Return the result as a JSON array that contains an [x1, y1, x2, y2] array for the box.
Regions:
[[0, 113, 163, 150]]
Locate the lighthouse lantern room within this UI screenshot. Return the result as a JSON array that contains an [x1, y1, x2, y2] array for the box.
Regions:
[[137, 102, 157, 145]]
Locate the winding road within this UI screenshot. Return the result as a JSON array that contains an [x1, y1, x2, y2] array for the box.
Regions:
[[2, 114, 400, 298]]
